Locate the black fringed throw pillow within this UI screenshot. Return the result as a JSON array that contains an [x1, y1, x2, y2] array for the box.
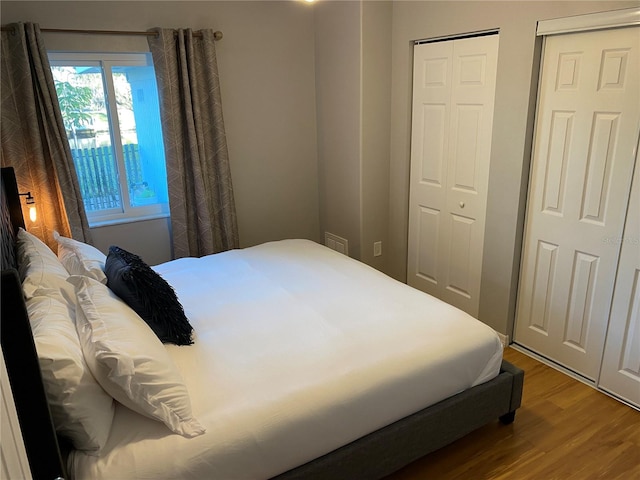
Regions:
[[105, 246, 194, 346]]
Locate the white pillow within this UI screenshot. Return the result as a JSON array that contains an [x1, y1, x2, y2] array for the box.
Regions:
[[17, 228, 71, 300], [26, 291, 114, 454], [71, 275, 205, 438], [53, 231, 107, 283]]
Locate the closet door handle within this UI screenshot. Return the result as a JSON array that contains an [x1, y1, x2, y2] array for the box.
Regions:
[[459, 202, 465, 208]]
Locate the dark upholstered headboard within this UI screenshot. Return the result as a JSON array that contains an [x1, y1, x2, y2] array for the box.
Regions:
[[0, 167, 67, 480], [0, 167, 24, 270]]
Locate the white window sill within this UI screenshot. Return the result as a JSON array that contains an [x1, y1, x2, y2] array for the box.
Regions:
[[89, 212, 170, 229]]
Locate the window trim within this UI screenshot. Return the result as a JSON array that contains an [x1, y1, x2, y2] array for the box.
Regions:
[[49, 52, 169, 226]]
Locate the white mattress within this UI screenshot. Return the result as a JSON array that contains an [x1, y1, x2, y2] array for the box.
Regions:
[[69, 239, 502, 480]]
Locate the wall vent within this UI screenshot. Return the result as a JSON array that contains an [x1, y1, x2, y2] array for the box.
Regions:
[[324, 232, 349, 255]]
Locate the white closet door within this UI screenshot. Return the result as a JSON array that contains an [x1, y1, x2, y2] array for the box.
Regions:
[[407, 34, 498, 317], [515, 27, 640, 380], [599, 154, 640, 408]]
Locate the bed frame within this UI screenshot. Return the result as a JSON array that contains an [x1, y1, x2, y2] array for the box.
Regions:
[[0, 166, 524, 480]]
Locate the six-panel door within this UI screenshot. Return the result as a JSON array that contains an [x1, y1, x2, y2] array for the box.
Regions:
[[407, 34, 499, 318], [515, 27, 640, 381]]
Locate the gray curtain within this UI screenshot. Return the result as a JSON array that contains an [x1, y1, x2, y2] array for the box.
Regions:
[[148, 28, 238, 258], [0, 22, 92, 249]]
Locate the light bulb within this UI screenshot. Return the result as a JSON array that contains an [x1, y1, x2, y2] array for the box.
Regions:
[[29, 205, 37, 222]]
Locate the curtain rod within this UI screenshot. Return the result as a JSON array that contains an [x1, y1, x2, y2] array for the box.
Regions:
[[1, 26, 223, 40]]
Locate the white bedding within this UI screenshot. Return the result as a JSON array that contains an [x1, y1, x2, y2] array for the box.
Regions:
[[69, 239, 502, 480]]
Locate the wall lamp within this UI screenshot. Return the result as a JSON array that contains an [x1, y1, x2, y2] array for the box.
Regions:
[[19, 191, 37, 222]]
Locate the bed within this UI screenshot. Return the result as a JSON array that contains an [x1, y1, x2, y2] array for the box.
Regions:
[[0, 166, 523, 480]]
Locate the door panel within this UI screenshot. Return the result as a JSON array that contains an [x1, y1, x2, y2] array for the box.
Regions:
[[408, 34, 499, 317], [417, 206, 440, 284], [445, 213, 474, 300], [599, 150, 640, 408], [419, 104, 447, 186], [528, 240, 559, 335], [515, 27, 639, 380], [452, 105, 482, 191], [564, 251, 598, 352], [542, 111, 573, 215]]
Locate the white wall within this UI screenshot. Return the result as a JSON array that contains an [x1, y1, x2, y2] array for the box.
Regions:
[[1, 0, 321, 263], [91, 217, 172, 266], [314, 1, 362, 258], [314, 1, 392, 268], [361, 1, 392, 271]]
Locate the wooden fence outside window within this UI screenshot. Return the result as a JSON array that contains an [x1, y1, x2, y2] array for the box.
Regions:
[[71, 144, 141, 211]]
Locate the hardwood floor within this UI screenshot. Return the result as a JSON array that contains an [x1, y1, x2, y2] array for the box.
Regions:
[[385, 347, 640, 480]]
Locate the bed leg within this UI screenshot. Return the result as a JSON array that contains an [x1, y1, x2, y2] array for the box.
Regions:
[[499, 411, 515, 425]]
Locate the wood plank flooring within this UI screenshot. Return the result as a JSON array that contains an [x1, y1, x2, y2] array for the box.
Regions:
[[385, 347, 640, 480]]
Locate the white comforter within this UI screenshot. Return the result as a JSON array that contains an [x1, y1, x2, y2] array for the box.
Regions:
[[70, 239, 502, 479]]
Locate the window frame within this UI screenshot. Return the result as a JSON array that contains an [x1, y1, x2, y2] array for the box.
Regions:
[[49, 52, 169, 227]]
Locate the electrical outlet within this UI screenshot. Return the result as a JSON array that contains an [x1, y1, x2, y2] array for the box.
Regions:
[[373, 241, 382, 257]]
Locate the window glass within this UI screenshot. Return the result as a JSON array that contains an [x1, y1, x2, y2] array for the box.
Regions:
[[50, 53, 168, 225]]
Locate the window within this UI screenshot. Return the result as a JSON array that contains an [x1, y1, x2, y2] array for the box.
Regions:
[[49, 53, 168, 226]]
